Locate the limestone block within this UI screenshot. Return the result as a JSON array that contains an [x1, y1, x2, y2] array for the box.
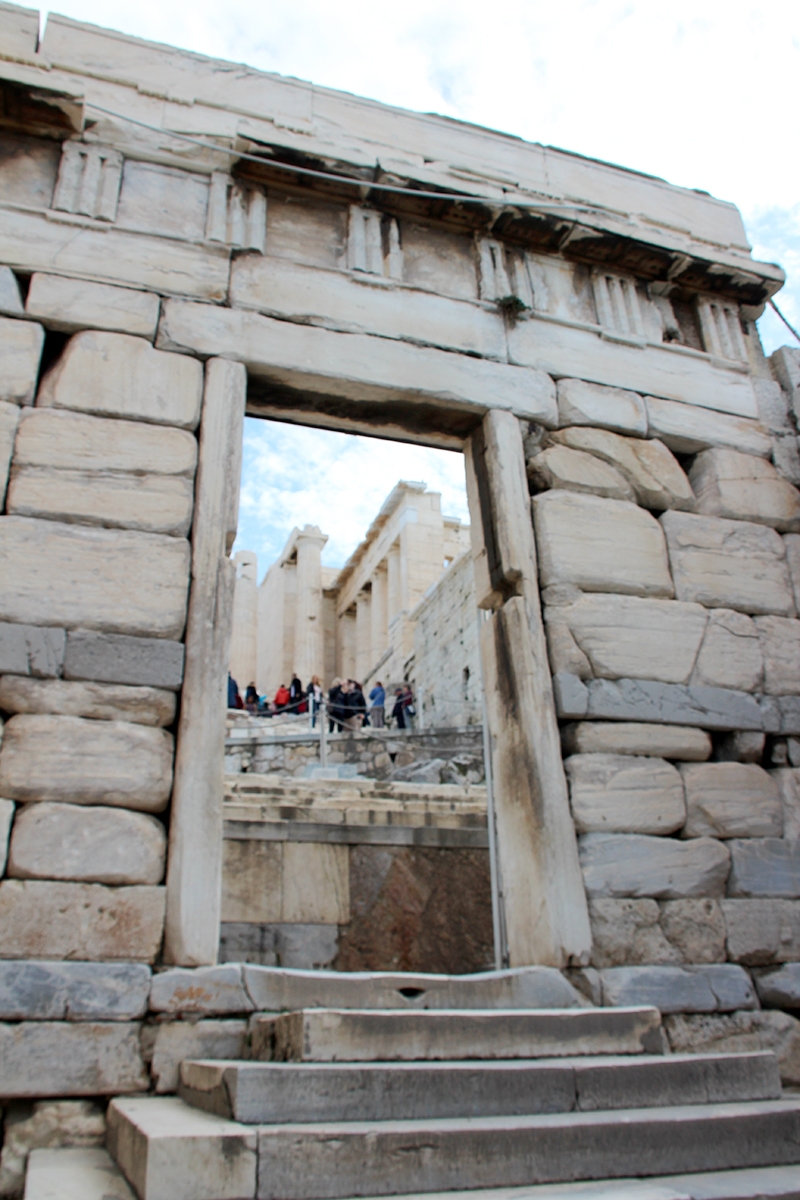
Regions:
[[600, 964, 755, 1014], [690, 447, 800, 532], [0, 622, 65, 679], [148, 1019, 246, 1093], [661, 510, 795, 616], [659, 898, 727, 963], [533, 491, 675, 597], [579, 832, 730, 898], [754, 615, 800, 695], [0, 880, 164, 962], [0, 316, 44, 404], [527, 444, 634, 501], [727, 839, 800, 898], [0, 266, 24, 315], [566, 753, 685, 835], [771, 347, 800, 423], [588, 898, 678, 967], [552, 671, 589, 718], [784, 533, 800, 612], [221, 840, 282, 924], [283, 842, 350, 924], [0, 399, 20, 506], [555, 378, 647, 435], [561, 721, 711, 761], [722, 899, 800, 963], [772, 768, 800, 841], [14, 408, 198, 476], [24, 1144, 139, 1200], [0, 675, 176, 726], [0, 714, 174, 811], [0, 798, 13, 875], [681, 764, 782, 840], [551, 427, 694, 511], [64, 631, 185, 690], [0, 517, 191, 639], [37, 331, 203, 430], [8, 803, 167, 886], [690, 609, 763, 692], [777, 696, 800, 736], [756, 963, 800, 1009], [754, 377, 792, 433], [645, 394, 772, 457], [150, 965, 254, 1015], [772, 433, 800, 486], [12, 463, 194, 536], [0, 1022, 147, 1097], [664, 1009, 800, 1086], [583, 676, 765, 731], [544, 620, 592, 678], [0, 960, 150, 1020], [26, 274, 160, 338], [0, 1101, 106, 1198], [560, 594, 707, 684], [159, 298, 558, 428]]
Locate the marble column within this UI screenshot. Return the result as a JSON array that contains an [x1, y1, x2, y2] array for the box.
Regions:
[[293, 525, 327, 685], [229, 551, 258, 688], [370, 565, 388, 667], [355, 589, 372, 683], [387, 544, 401, 620]]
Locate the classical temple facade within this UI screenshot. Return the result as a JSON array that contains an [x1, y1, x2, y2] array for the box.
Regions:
[[229, 481, 471, 695]]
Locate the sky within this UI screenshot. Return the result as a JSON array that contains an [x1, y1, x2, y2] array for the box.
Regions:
[[38, 0, 800, 572]]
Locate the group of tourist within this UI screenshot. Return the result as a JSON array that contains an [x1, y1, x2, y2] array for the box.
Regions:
[[227, 673, 416, 731]]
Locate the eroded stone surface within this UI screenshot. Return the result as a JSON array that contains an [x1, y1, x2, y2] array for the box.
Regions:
[[589, 899, 678, 968], [149, 965, 254, 1015], [661, 510, 795, 616], [533, 491, 674, 597], [551, 426, 694, 511], [691, 609, 764, 692], [37, 330, 203, 429], [0, 675, 176, 726], [566, 753, 685, 834], [0, 1023, 148, 1097], [664, 1009, 800, 1085], [0, 398, 20, 507], [0, 517, 191, 639], [690, 447, 800, 532], [26, 274, 161, 338], [755, 615, 800, 696], [579, 833, 730, 898], [7, 802, 167, 885], [561, 721, 712, 760], [0, 622, 65, 678], [0, 316, 44, 404], [0, 1100, 106, 1197], [7, 466, 195, 537], [0, 714, 174, 811], [600, 964, 755, 1014], [583, 676, 765, 731], [0, 960, 150, 1020], [146, 1019, 247, 1093], [681, 764, 782, 839], [559, 594, 707, 684], [727, 839, 800, 898], [756, 963, 800, 1009], [659, 898, 727, 963], [63, 631, 185, 690], [722, 898, 800, 963], [644, 395, 772, 457], [556, 378, 647, 435], [528, 444, 634, 501], [772, 768, 800, 841], [14, 408, 198, 476]]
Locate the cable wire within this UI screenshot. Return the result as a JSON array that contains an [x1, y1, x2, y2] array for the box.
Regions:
[[769, 298, 800, 345]]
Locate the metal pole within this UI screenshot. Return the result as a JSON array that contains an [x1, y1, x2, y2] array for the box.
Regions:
[[320, 697, 328, 769], [476, 607, 508, 971]]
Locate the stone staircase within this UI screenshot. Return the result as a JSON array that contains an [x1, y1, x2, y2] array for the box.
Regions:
[[25, 1006, 800, 1200]]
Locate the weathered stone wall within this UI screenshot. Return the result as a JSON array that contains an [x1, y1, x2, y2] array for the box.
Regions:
[[408, 550, 482, 728], [525, 368, 800, 996]]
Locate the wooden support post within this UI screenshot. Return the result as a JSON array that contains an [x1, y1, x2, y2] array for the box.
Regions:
[[164, 358, 246, 965], [465, 408, 591, 967]]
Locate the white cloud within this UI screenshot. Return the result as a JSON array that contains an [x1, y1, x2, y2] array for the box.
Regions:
[[234, 418, 469, 579]]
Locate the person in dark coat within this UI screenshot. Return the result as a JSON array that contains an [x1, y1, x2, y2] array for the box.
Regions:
[[392, 687, 406, 730], [289, 673, 304, 714], [227, 673, 239, 710], [244, 683, 259, 713], [328, 678, 345, 732], [345, 680, 367, 730]]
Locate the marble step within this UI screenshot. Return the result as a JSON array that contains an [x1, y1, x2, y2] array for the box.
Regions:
[[178, 1051, 781, 1123], [251, 1005, 664, 1062], [106, 1094, 800, 1200]]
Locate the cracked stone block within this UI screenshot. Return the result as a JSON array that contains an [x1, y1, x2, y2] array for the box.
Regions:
[[681, 763, 782, 839], [659, 898, 727, 963], [0, 622, 65, 678], [0, 961, 150, 1021], [566, 754, 685, 835], [589, 898, 678, 968], [690, 446, 800, 533], [727, 839, 800, 898], [579, 832, 730, 899], [664, 1008, 800, 1085], [722, 898, 800, 964], [690, 609, 763, 693]]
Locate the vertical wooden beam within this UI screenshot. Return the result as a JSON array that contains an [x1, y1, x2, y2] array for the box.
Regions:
[[465, 408, 591, 967], [164, 358, 246, 966]]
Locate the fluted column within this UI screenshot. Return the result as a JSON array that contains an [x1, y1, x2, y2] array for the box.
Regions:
[[293, 525, 328, 685], [355, 589, 372, 683], [229, 550, 258, 687], [370, 565, 388, 667], [387, 544, 401, 620]]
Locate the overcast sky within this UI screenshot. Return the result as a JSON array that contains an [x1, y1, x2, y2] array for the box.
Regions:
[[41, 0, 799, 572]]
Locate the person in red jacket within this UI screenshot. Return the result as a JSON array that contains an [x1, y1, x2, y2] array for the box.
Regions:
[[274, 683, 290, 712]]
